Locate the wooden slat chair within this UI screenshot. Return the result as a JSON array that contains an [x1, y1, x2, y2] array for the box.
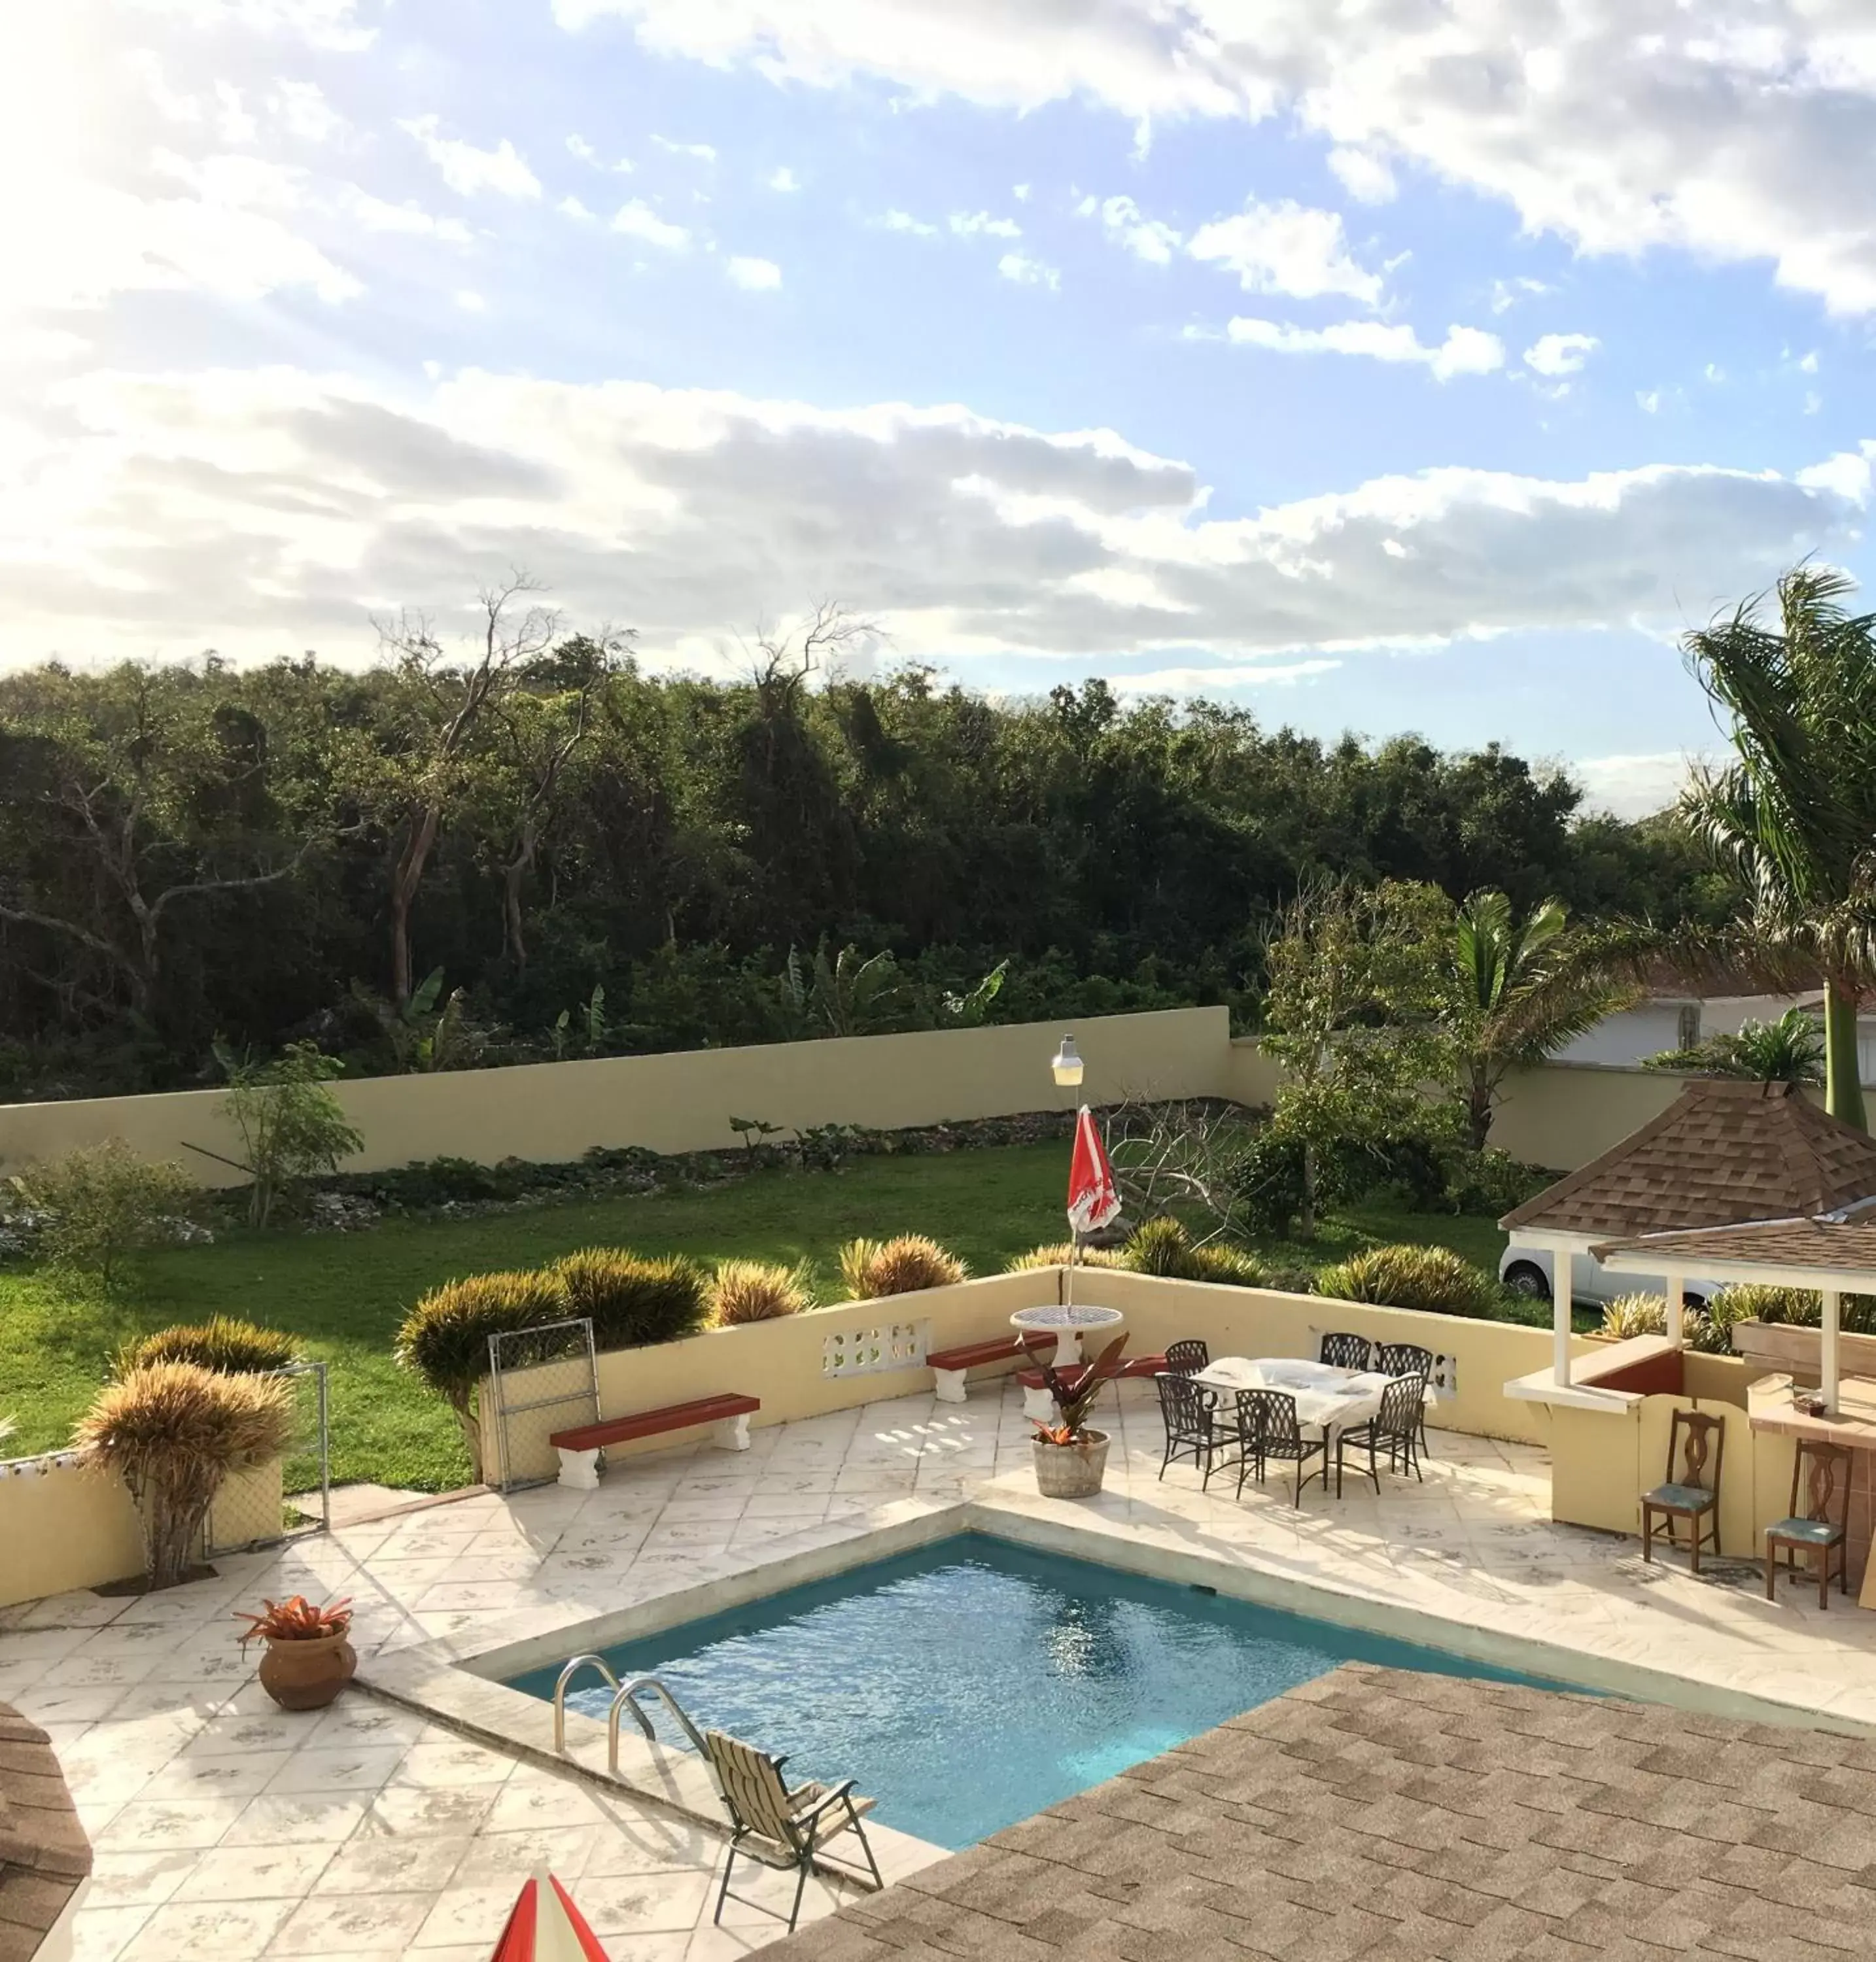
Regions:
[[703, 1729, 884, 1934], [1766, 1438, 1853, 1609], [1641, 1409, 1726, 1575]]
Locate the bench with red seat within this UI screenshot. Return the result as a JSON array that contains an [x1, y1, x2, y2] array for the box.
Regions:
[[926, 1333, 1057, 1403], [549, 1392, 759, 1489]]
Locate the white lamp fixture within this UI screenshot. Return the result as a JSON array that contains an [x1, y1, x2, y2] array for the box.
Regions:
[[1051, 1034, 1084, 1089]]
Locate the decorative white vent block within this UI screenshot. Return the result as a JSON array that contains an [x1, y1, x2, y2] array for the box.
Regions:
[[822, 1320, 930, 1379]]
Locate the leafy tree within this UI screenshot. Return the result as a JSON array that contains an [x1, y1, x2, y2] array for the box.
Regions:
[[217, 1042, 366, 1228], [10, 1139, 198, 1284], [1257, 880, 1453, 1236], [1442, 889, 1633, 1148], [1680, 564, 1876, 1129]]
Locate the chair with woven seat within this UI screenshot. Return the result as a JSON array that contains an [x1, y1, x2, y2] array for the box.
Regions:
[[1155, 1372, 1244, 1488], [703, 1729, 883, 1934], [1162, 1338, 1209, 1377], [1319, 1331, 1374, 1373], [1234, 1388, 1326, 1506], [1335, 1373, 1427, 1496], [1641, 1408, 1726, 1575], [1376, 1341, 1435, 1452], [1765, 1437, 1852, 1608]]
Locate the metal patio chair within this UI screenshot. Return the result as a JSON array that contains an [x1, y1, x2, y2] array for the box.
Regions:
[[1156, 1371, 1245, 1488], [1162, 1338, 1210, 1376], [703, 1729, 884, 1934], [1319, 1332, 1375, 1373], [1335, 1373, 1427, 1496], [1233, 1388, 1327, 1506], [1376, 1341, 1436, 1451]]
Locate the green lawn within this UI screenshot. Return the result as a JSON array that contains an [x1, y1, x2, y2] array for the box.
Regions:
[[0, 1141, 1527, 1492]]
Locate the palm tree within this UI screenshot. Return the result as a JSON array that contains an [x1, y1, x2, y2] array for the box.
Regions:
[[1680, 564, 1876, 1130], [1648, 1005, 1826, 1086], [1446, 889, 1633, 1149]]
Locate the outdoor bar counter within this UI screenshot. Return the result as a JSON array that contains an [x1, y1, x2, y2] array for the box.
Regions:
[[1748, 1373, 1876, 1606]]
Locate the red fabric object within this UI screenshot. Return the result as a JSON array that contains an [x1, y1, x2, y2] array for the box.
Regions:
[[1066, 1104, 1121, 1236], [487, 1874, 612, 1962]]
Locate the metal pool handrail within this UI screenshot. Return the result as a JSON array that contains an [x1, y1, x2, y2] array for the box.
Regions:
[[551, 1653, 620, 1752], [606, 1673, 708, 1773]]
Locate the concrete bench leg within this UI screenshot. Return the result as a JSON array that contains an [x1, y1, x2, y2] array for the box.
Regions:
[[1021, 1383, 1055, 1425], [933, 1368, 969, 1403], [556, 1447, 600, 1491], [713, 1413, 752, 1451]]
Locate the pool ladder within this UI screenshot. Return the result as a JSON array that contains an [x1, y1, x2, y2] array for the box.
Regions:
[[551, 1653, 708, 1775]]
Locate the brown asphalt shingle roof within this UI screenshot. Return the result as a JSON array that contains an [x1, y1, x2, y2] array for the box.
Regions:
[[0, 1704, 90, 1962], [1499, 1077, 1876, 1239], [1592, 1213, 1876, 1277], [764, 1664, 1876, 1961]]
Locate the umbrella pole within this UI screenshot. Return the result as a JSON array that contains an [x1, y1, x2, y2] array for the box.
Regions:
[[1066, 1233, 1077, 1313]]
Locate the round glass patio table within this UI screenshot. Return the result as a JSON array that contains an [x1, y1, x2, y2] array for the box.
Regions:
[[1009, 1302, 1124, 1365]]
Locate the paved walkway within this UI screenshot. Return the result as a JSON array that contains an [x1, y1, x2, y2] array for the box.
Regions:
[[8, 1379, 1876, 1961]]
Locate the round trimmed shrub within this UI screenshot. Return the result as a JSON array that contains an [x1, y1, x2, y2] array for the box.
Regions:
[[75, 1362, 294, 1590], [551, 1247, 708, 1349], [839, 1235, 967, 1299], [1315, 1245, 1501, 1319], [394, 1269, 565, 1481], [119, 1316, 301, 1377], [708, 1260, 812, 1326]]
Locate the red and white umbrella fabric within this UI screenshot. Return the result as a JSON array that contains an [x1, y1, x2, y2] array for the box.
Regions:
[[1066, 1105, 1121, 1238], [487, 1873, 610, 1962]]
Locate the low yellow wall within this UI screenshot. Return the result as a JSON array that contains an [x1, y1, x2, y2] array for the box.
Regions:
[[0, 1459, 143, 1607], [0, 1008, 1230, 1186]]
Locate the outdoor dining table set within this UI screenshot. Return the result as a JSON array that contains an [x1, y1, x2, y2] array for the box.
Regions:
[[1158, 1345, 1433, 1504]]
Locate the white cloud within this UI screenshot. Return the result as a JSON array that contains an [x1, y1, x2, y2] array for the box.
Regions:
[[1525, 332, 1599, 377], [5, 367, 1863, 669], [1187, 198, 1382, 305], [133, 0, 375, 50], [1013, 182, 1032, 201], [1637, 388, 1663, 414], [998, 250, 1059, 289], [1219, 317, 1504, 381], [551, 0, 1876, 317], [559, 195, 595, 220], [652, 136, 718, 162], [269, 80, 343, 144], [879, 209, 939, 237], [1110, 660, 1342, 692], [455, 289, 486, 312], [402, 116, 541, 199], [727, 254, 782, 289], [1799, 349, 1821, 373], [1574, 753, 1700, 820], [767, 166, 799, 192], [611, 199, 689, 249], [950, 211, 1022, 238], [1327, 147, 1396, 205], [343, 190, 472, 241], [1088, 194, 1181, 266], [215, 82, 258, 146], [1490, 276, 1552, 314]]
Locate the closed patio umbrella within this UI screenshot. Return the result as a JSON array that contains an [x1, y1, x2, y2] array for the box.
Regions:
[[487, 1872, 611, 1962], [1065, 1105, 1121, 1305]]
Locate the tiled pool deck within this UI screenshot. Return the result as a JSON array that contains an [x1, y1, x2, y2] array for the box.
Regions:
[[10, 1378, 1876, 1961]]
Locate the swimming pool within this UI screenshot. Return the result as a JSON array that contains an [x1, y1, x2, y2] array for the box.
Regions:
[[508, 1533, 1588, 1848]]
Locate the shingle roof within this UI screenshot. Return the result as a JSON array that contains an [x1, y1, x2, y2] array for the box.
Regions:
[[0, 1705, 90, 1962], [766, 1663, 1876, 1962], [1499, 1076, 1876, 1239], [1592, 1212, 1876, 1277]]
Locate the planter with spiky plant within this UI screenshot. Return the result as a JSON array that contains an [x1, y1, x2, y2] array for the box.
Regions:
[[1022, 1332, 1128, 1498], [75, 1364, 295, 1590]]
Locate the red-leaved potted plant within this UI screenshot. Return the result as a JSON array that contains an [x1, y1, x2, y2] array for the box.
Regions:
[[1023, 1334, 1128, 1498], [236, 1594, 356, 1710]]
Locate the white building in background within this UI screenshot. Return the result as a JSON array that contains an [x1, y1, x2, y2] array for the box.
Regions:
[[1556, 990, 1876, 1086]]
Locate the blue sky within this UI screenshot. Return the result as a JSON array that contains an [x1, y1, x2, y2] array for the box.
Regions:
[[7, 1, 1876, 816]]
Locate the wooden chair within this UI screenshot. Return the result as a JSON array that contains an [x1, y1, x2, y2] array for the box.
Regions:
[[703, 1729, 883, 1934], [1641, 1409, 1726, 1575], [1765, 1438, 1852, 1608]]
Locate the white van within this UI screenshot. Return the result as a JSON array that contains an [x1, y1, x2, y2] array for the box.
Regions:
[[1497, 1235, 1722, 1311]]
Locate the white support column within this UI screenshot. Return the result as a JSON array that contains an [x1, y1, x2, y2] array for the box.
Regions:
[[1823, 1288, 1841, 1417], [1552, 1249, 1572, 1387], [1665, 1271, 1684, 1349]]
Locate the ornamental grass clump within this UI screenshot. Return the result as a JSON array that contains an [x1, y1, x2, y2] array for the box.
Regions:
[[75, 1363, 294, 1590], [394, 1269, 565, 1482], [1599, 1292, 1667, 1340], [118, 1316, 301, 1377], [838, 1235, 967, 1299], [1315, 1244, 1501, 1320], [708, 1260, 814, 1326], [1004, 1243, 1126, 1273], [551, 1247, 708, 1348]]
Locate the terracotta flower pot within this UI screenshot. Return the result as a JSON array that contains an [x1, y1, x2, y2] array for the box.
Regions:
[[256, 1630, 356, 1711], [1033, 1428, 1110, 1499]]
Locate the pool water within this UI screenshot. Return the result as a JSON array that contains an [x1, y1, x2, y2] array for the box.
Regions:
[[509, 1534, 1583, 1849]]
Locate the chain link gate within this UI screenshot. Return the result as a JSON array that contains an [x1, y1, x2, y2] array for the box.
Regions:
[[205, 1360, 331, 1557], [486, 1317, 600, 1493]]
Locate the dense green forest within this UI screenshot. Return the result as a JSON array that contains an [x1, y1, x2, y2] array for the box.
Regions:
[[0, 602, 1728, 1100]]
